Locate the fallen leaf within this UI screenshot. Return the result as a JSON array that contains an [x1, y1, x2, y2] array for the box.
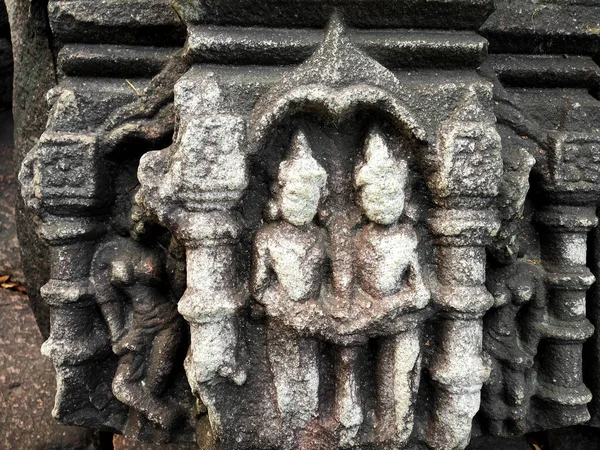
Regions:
[[0, 277, 27, 293]]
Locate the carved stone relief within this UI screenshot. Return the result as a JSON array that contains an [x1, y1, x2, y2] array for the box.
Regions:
[[15, 0, 600, 449]]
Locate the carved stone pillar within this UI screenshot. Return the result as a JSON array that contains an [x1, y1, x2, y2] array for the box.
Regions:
[[532, 131, 600, 427], [20, 132, 125, 429], [425, 86, 502, 450], [534, 205, 595, 425], [427, 211, 498, 449], [38, 219, 114, 420], [136, 79, 250, 428], [176, 223, 248, 390]]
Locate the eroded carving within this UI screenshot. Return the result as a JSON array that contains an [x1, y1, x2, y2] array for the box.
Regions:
[[92, 206, 184, 432], [16, 2, 600, 449]]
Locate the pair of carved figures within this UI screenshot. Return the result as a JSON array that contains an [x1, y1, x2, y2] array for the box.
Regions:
[[252, 126, 428, 446]]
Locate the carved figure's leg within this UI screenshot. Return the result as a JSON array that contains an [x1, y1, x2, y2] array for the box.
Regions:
[[268, 325, 320, 444], [481, 358, 506, 435], [113, 351, 180, 429], [334, 345, 364, 448], [504, 368, 526, 427], [377, 328, 421, 446], [113, 352, 147, 407], [145, 321, 183, 395]]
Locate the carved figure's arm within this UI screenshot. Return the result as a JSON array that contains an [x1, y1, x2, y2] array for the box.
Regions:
[[92, 256, 127, 345], [251, 232, 271, 302], [407, 236, 428, 299], [486, 273, 512, 309]]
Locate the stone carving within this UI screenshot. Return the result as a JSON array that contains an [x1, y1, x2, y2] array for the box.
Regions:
[[251, 131, 327, 446], [353, 129, 427, 447], [13, 0, 600, 449], [483, 258, 546, 435], [91, 205, 184, 432]]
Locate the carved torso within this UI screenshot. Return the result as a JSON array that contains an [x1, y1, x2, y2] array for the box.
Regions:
[[355, 223, 418, 298], [94, 236, 179, 333], [253, 221, 328, 302], [109, 247, 163, 288]]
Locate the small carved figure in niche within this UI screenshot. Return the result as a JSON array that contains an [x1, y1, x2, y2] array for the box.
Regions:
[[92, 202, 184, 430], [482, 146, 544, 436], [354, 127, 428, 446], [251, 130, 328, 442], [483, 256, 545, 435]]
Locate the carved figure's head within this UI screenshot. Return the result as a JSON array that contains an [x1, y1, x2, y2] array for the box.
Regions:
[[277, 130, 327, 227], [111, 190, 159, 242], [355, 128, 408, 225]]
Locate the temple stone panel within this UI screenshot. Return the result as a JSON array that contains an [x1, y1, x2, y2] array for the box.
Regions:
[[13, 0, 600, 449]]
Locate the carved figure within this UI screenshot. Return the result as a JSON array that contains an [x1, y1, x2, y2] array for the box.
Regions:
[[354, 127, 428, 445], [355, 129, 427, 302], [251, 130, 328, 443], [92, 204, 184, 430], [483, 258, 545, 435]]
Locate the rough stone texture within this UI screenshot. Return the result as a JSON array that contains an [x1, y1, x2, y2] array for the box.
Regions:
[[6, 0, 57, 338], [0, 111, 97, 448], [11, 0, 600, 449]]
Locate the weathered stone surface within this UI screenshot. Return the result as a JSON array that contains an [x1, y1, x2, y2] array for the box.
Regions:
[[11, 0, 600, 449], [6, 0, 57, 338], [48, 0, 185, 46]]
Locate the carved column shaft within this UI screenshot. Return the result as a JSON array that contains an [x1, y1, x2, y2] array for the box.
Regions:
[[427, 209, 496, 450], [178, 224, 247, 391], [39, 219, 117, 420], [534, 205, 595, 425]]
